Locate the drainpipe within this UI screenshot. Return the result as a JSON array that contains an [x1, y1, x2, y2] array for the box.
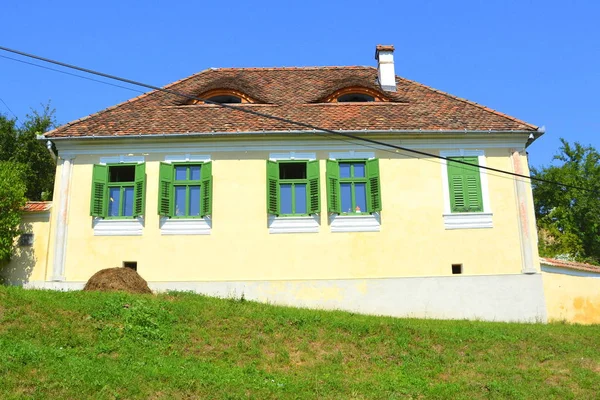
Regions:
[[46, 140, 57, 161]]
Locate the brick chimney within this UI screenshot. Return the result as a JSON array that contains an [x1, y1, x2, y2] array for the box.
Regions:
[[375, 45, 396, 92]]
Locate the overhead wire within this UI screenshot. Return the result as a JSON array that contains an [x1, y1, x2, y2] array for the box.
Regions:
[[0, 45, 594, 194], [0, 95, 19, 121]]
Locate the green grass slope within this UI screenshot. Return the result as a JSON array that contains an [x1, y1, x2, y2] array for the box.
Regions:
[[0, 286, 599, 399]]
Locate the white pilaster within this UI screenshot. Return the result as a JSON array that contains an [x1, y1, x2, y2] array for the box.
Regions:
[[51, 154, 75, 281], [511, 150, 536, 274]]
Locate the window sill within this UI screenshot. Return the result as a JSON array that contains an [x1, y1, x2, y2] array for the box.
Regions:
[[443, 212, 493, 230], [93, 218, 144, 236], [268, 215, 320, 234], [160, 217, 212, 235], [329, 213, 381, 232]]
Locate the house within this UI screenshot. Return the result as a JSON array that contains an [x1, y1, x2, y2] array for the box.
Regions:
[[2, 45, 551, 322]]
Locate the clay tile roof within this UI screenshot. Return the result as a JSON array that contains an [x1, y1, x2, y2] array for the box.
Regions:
[[375, 44, 395, 52], [540, 257, 600, 274], [44, 66, 538, 138], [22, 201, 52, 212]]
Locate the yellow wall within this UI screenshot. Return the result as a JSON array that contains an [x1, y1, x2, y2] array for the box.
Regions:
[[543, 271, 600, 324], [1, 212, 52, 285], [43, 143, 535, 283]]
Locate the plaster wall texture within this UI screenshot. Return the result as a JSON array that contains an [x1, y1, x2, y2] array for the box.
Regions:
[[2, 212, 52, 285], [44, 142, 536, 283], [542, 271, 600, 324]]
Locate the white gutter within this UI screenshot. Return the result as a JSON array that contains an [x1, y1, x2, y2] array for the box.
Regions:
[[40, 128, 542, 141]]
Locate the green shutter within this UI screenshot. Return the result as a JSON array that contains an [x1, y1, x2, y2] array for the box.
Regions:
[[200, 162, 213, 217], [266, 160, 279, 215], [326, 159, 340, 213], [307, 160, 320, 214], [448, 157, 483, 212], [158, 162, 173, 217], [133, 163, 146, 217], [90, 164, 108, 217], [366, 158, 382, 212]]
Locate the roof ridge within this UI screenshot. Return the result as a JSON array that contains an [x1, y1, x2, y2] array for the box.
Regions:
[[209, 66, 375, 71], [397, 76, 539, 131]]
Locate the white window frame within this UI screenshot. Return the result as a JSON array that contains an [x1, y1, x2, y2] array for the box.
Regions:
[[327, 151, 381, 232], [440, 149, 493, 230], [160, 154, 212, 235], [267, 152, 320, 234], [93, 155, 146, 235]]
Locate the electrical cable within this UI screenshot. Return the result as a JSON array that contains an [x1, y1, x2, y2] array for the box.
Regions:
[[0, 96, 19, 121], [0, 54, 146, 95], [0, 45, 594, 194]]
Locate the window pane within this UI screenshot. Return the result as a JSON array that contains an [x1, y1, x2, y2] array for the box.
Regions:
[[280, 184, 292, 214], [109, 165, 135, 182], [189, 186, 201, 216], [354, 163, 365, 178], [355, 183, 367, 213], [295, 183, 307, 214], [339, 163, 351, 178], [279, 162, 306, 179], [190, 165, 201, 181], [108, 187, 120, 217], [122, 186, 134, 216], [341, 183, 352, 213], [175, 166, 187, 181], [175, 186, 186, 216]]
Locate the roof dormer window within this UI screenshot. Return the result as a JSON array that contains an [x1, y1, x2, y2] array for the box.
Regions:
[[337, 93, 375, 103], [188, 89, 257, 105], [206, 95, 242, 104], [323, 87, 386, 103]]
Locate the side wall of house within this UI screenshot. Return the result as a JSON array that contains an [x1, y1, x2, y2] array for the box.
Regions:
[[50, 147, 533, 282], [1, 211, 52, 285]]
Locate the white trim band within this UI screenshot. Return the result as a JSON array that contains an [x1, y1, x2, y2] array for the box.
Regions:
[[93, 218, 144, 236], [268, 215, 320, 234], [160, 217, 212, 235], [99, 155, 145, 164], [269, 152, 316, 161], [443, 213, 493, 230], [330, 213, 381, 232], [164, 154, 211, 163], [329, 150, 375, 160]]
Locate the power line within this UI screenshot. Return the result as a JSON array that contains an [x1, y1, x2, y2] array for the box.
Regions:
[[0, 45, 595, 194], [0, 54, 146, 95], [0, 50, 536, 189], [0, 53, 537, 190], [0, 96, 18, 121]]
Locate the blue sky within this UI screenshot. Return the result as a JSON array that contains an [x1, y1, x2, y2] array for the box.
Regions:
[[1, 0, 598, 167]]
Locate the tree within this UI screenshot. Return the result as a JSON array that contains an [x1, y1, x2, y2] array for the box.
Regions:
[[0, 161, 27, 265], [0, 103, 57, 200], [531, 139, 600, 263]]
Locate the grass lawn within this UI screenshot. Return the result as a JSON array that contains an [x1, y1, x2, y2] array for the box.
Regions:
[[0, 286, 599, 399]]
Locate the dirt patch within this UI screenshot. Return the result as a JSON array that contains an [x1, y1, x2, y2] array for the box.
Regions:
[[83, 268, 152, 294]]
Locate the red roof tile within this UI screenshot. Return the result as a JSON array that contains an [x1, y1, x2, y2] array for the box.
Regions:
[[45, 67, 538, 138], [540, 257, 600, 274], [22, 201, 52, 212]]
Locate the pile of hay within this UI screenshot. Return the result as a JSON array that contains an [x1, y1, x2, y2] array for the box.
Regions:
[[83, 268, 152, 294]]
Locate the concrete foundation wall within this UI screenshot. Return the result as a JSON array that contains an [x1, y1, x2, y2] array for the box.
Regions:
[[25, 273, 548, 323]]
